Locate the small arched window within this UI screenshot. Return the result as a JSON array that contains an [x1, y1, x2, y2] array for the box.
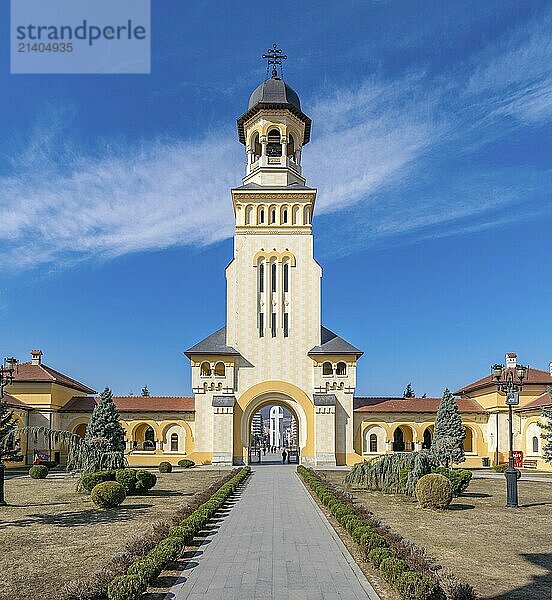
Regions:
[[369, 433, 378, 453], [283, 263, 289, 293], [282, 209, 288, 224], [293, 205, 300, 225], [259, 208, 265, 224], [336, 362, 347, 376], [214, 362, 225, 377], [271, 263, 277, 292], [170, 433, 179, 452], [200, 362, 211, 377], [532, 436, 539, 453], [305, 206, 311, 224], [322, 362, 333, 376], [267, 128, 282, 156], [271, 208, 276, 224], [246, 205, 253, 225]]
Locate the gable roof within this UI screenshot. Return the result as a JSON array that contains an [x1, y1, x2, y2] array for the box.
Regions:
[[455, 367, 552, 396], [2, 393, 31, 411], [514, 392, 552, 413], [354, 396, 485, 414], [11, 362, 96, 394], [60, 396, 195, 413], [308, 326, 363, 357], [184, 326, 240, 358]]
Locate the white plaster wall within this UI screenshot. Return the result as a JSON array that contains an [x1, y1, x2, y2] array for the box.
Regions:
[[226, 232, 321, 396]]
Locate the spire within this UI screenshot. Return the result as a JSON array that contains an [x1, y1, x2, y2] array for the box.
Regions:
[[262, 43, 287, 79]]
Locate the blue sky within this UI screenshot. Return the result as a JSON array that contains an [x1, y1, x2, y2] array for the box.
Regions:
[[1, 0, 551, 397]]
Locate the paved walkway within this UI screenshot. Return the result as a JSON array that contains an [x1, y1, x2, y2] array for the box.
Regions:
[[168, 465, 378, 600]]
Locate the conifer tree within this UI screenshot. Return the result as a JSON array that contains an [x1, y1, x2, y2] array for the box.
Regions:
[[403, 383, 415, 398], [0, 400, 23, 463], [432, 388, 465, 467], [85, 387, 125, 453], [540, 405, 552, 463]]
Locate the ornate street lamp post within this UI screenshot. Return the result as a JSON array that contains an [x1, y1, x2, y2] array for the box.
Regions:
[[491, 361, 527, 508], [0, 357, 18, 506]]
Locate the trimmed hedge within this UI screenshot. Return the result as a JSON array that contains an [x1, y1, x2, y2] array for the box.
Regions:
[[29, 465, 49, 479], [113, 468, 157, 495], [135, 469, 157, 493], [431, 467, 472, 496], [493, 464, 522, 479], [91, 481, 127, 509], [178, 459, 195, 468], [158, 461, 172, 473], [81, 469, 115, 493], [116, 469, 138, 494], [107, 466, 250, 600], [298, 465, 464, 600]]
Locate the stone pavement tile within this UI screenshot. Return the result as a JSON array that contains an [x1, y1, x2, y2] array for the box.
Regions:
[[169, 466, 379, 600]]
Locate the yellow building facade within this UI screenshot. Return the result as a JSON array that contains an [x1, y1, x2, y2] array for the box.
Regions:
[[5, 72, 552, 471]]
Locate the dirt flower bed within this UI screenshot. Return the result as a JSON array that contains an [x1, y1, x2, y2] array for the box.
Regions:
[[325, 471, 552, 600], [0, 470, 226, 600]]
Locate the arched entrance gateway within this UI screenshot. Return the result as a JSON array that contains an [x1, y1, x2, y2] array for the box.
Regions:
[[233, 383, 316, 466], [247, 402, 299, 464]]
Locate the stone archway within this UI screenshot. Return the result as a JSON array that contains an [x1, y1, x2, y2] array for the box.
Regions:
[[233, 381, 315, 466]]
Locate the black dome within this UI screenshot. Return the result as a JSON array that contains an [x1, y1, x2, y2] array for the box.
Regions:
[[247, 77, 301, 111]]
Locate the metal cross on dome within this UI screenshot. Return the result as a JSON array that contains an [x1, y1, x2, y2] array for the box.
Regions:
[[262, 43, 287, 79]]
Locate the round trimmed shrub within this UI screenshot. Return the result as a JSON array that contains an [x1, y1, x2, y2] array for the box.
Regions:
[[107, 574, 146, 600], [415, 473, 453, 510], [178, 459, 195, 468], [158, 461, 173, 473], [115, 468, 137, 494], [29, 465, 48, 479], [80, 470, 115, 493], [368, 547, 394, 568], [396, 571, 436, 600], [91, 481, 126, 509], [135, 469, 157, 493], [379, 557, 409, 585]]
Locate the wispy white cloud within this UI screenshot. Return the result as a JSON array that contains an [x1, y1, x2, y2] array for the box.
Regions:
[[1, 7, 551, 272]]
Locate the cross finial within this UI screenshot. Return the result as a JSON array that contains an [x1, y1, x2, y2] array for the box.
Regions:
[[262, 43, 287, 79]]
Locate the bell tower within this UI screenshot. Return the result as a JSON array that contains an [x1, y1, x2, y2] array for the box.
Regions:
[[236, 44, 312, 188], [226, 45, 322, 384]]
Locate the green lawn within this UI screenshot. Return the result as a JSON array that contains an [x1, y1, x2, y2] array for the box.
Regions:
[[0, 470, 225, 600], [324, 472, 552, 600]]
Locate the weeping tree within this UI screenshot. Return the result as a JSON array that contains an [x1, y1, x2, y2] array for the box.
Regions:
[[346, 450, 435, 496], [433, 388, 466, 467], [347, 388, 467, 495], [4, 387, 126, 475], [540, 405, 552, 463]]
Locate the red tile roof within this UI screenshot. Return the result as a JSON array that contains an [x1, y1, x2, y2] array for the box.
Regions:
[[454, 367, 552, 396], [2, 393, 31, 411], [11, 362, 96, 394], [60, 396, 195, 413], [514, 392, 552, 413], [353, 396, 485, 414]]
